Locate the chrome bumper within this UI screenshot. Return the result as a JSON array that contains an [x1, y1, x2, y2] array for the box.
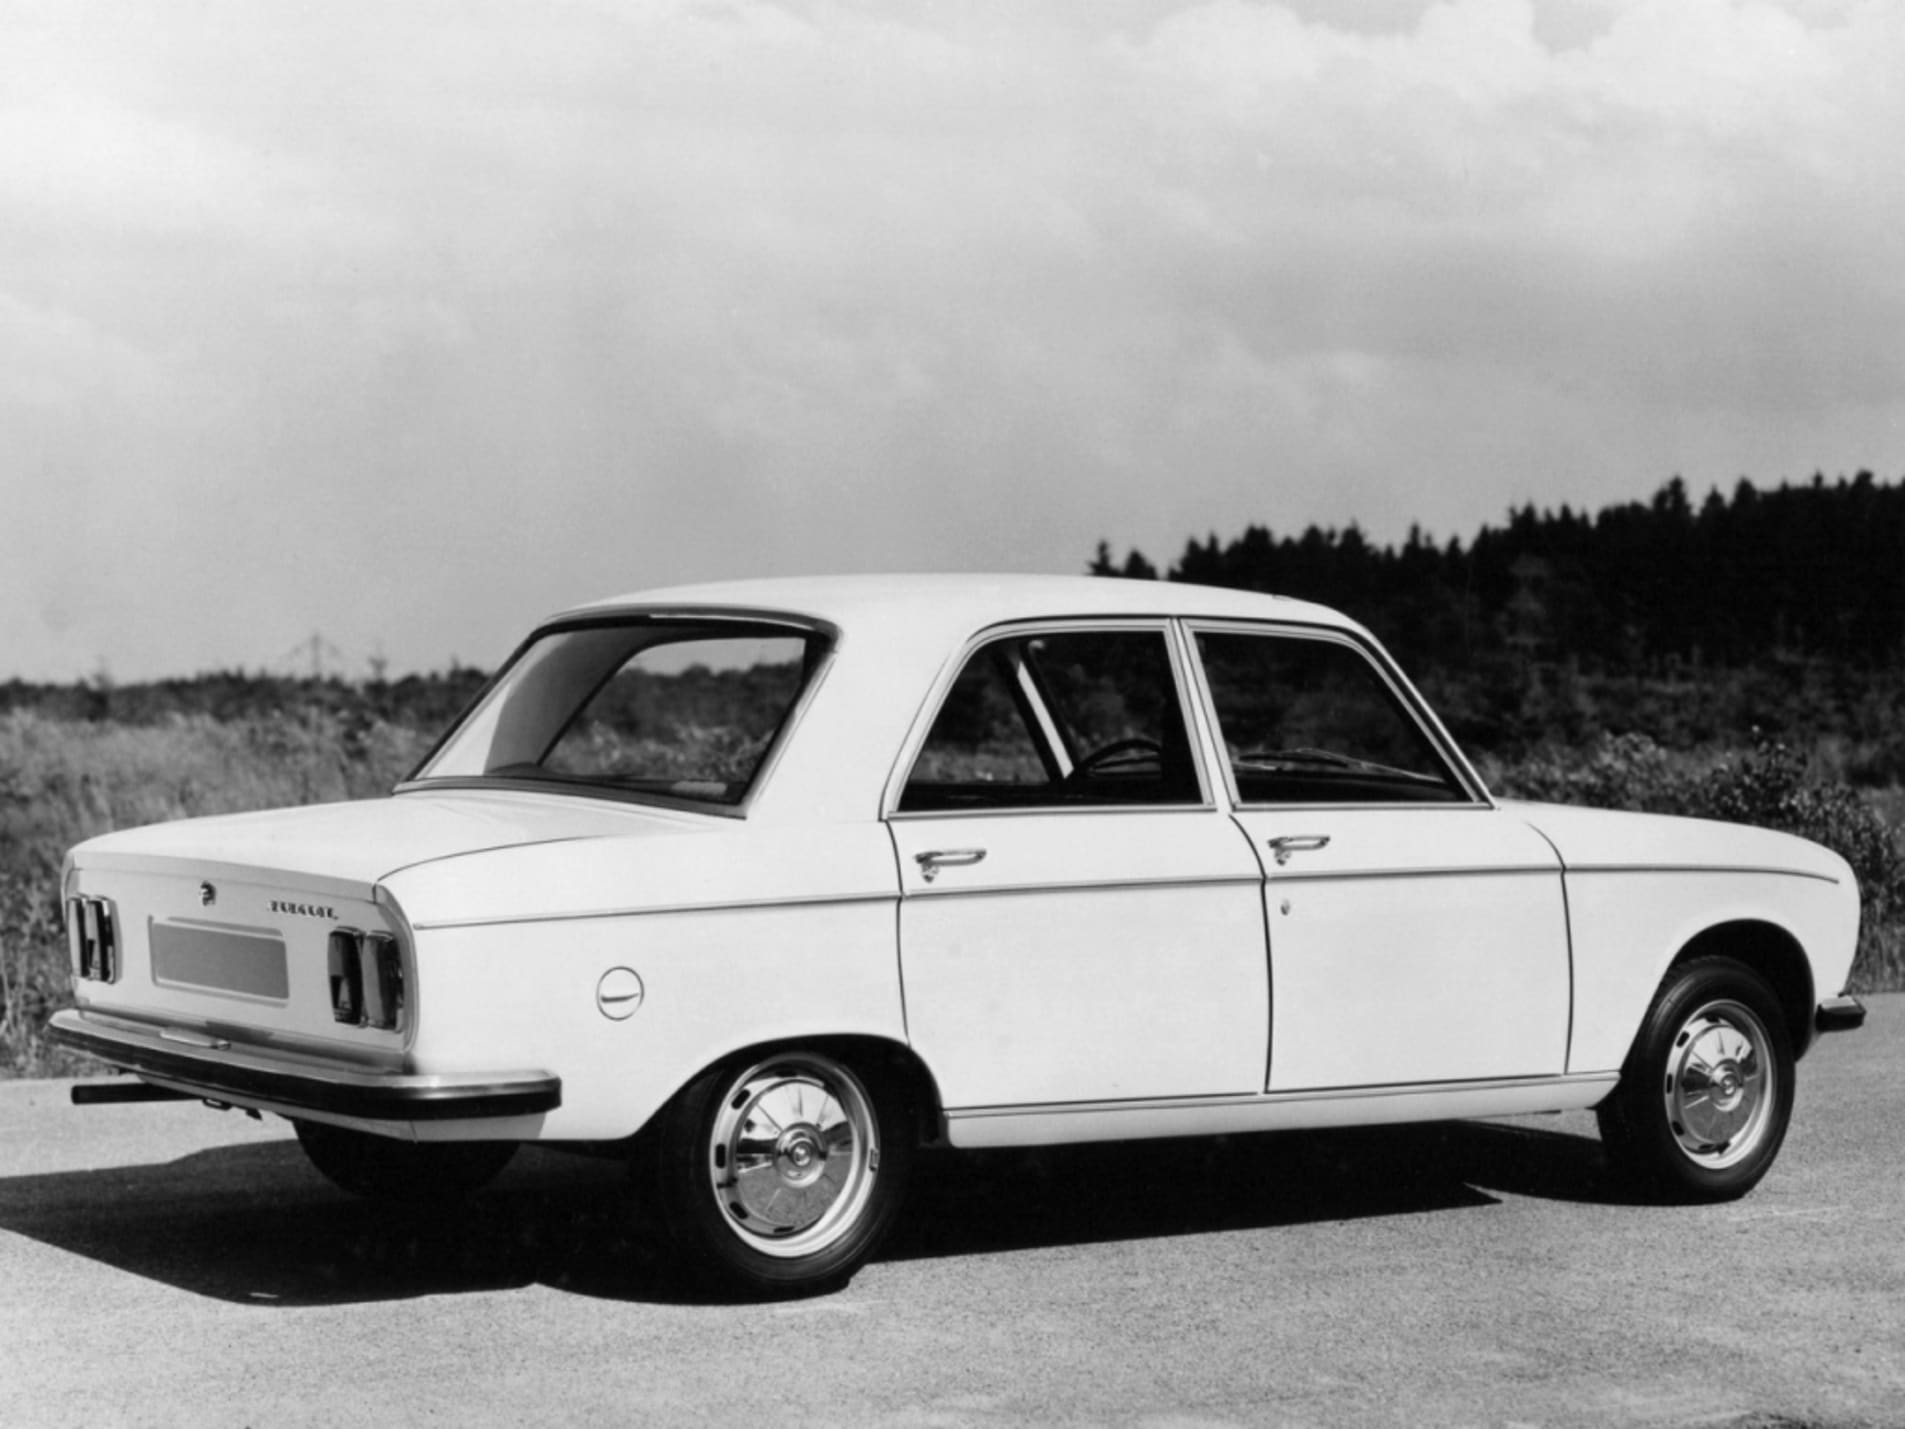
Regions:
[[1814, 995, 1866, 1035], [48, 1010, 561, 1121]]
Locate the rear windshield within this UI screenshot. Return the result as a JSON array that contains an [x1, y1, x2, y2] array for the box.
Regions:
[[408, 619, 827, 809]]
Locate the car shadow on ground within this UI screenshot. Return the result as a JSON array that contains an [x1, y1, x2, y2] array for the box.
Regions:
[[0, 1118, 1637, 1308], [881, 1117, 1635, 1265]]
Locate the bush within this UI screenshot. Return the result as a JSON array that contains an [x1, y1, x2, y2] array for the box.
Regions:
[[0, 869, 70, 1076], [1492, 732, 1905, 992], [1489, 731, 1706, 813]]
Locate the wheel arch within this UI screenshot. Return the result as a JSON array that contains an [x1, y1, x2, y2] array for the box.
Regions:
[[653, 1032, 947, 1150], [1667, 920, 1816, 1059]]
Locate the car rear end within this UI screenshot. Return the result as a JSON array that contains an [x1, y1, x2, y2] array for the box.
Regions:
[[51, 843, 559, 1132]]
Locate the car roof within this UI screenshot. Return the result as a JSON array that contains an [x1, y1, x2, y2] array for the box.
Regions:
[[553, 573, 1359, 639]]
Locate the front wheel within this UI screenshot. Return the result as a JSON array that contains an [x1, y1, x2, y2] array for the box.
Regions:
[[644, 1048, 911, 1297], [293, 1120, 518, 1202], [1596, 956, 1794, 1202]]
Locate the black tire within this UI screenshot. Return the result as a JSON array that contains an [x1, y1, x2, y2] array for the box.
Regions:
[[294, 1120, 518, 1202], [1596, 956, 1794, 1202], [643, 1048, 912, 1298]]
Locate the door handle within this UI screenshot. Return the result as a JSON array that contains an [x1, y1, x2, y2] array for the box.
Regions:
[[915, 848, 987, 882], [1267, 835, 1331, 866]]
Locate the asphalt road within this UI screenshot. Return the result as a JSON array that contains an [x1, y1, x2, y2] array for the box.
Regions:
[[3, 1000, 1901, 1428]]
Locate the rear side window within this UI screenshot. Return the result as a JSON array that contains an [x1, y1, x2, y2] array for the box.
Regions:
[[1195, 630, 1465, 805], [899, 629, 1202, 811]]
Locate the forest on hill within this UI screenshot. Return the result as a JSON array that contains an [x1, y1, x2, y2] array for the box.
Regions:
[[1092, 471, 1905, 776]]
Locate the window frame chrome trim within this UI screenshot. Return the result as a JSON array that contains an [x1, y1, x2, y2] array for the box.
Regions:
[[881, 617, 1219, 820], [1180, 617, 1492, 811]]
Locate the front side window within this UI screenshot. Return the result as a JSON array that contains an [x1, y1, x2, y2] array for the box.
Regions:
[[899, 628, 1202, 811], [1195, 630, 1466, 805], [411, 620, 823, 808]]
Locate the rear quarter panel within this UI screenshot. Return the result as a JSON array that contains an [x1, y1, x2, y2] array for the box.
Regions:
[[382, 822, 905, 1142]]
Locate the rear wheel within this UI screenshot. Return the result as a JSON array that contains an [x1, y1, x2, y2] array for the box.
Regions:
[[1597, 956, 1794, 1201], [294, 1120, 518, 1202], [644, 1048, 911, 1297]]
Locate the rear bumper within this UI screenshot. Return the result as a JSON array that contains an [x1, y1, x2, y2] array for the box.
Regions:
[[1814, 995, 1867, 1035], [47, 1010, 561, 1122]]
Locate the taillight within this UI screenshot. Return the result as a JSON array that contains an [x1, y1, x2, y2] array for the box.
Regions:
[[67, 896, 120, 983], [362, 933, 403, 1030], [328, 929, 404, 1031], [327, 930, 361, 1023]]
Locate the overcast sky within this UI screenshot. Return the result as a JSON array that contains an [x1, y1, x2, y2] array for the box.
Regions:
[[3, 0, 1900, 680]]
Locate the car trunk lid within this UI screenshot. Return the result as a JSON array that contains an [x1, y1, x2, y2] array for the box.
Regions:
[[69, 788, 704, 887]]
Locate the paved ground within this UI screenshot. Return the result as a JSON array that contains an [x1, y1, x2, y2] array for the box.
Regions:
[[2, 999, 1900, 1427]]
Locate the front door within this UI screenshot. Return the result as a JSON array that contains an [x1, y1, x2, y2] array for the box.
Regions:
[[1189, 624, 1572, 1092]]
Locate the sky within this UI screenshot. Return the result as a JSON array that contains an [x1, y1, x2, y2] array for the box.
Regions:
[[2, 0, 1900, 681]]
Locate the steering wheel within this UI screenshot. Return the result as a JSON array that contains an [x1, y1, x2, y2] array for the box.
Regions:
[[1073, 737, 1164, 777]]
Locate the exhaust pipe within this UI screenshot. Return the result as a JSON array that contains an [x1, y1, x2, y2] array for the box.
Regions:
[[71, 1081, 197, 1105]]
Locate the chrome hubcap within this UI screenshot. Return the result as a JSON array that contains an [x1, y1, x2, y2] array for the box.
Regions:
[[708, 1055, 878, 1258], [1662, 999, 1775, 1169]]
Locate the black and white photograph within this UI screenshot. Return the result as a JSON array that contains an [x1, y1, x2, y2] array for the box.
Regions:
[[1, 2, 1901, 1425]]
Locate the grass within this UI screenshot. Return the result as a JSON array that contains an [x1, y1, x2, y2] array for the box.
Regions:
[[3, 711, 1900, 1078]]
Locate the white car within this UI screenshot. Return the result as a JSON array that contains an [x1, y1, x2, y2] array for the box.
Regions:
[[51, 575, 1867, 1295]]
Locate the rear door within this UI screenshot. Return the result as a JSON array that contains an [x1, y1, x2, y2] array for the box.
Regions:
[[887, 624, 1269, 1110]]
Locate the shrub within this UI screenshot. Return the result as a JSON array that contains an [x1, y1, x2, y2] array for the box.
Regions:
[[1488, 731, 1707, 813], [0, 870, 73, 1076]]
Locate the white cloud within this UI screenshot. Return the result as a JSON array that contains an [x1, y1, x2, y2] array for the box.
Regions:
[[0, 0, 1901, 677], [0, 292, 174, 410]]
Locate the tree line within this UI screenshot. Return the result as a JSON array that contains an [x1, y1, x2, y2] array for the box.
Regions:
[[1091, 471, 1905, 767], [2, 472, 1898, 769], [1095, 471, 1905, 671]]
